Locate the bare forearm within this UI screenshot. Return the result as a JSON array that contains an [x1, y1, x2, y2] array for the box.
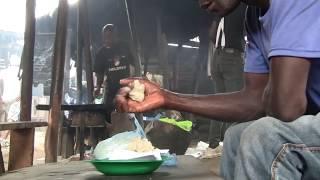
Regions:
[[117, 73, 268, 120], [164, 90, 265, 122]]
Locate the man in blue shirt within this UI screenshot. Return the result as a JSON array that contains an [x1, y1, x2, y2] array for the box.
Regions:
[[116, 0, 320, 179]]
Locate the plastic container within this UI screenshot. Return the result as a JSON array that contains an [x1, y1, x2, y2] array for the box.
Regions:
[[90, 159, 164, 176]]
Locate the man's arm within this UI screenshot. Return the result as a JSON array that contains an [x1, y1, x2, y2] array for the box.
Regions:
[[164, 57, 311, 122], [164, 73, 268, 122], [266, 57, 311, 122], [117, 73, 268, 123]]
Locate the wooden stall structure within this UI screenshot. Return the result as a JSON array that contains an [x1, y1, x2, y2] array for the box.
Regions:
[[0, 0, 48, 174]]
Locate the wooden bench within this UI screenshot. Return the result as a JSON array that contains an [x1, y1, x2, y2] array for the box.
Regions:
[[0, 121, 48, 131], [0, 121, 48, 174]]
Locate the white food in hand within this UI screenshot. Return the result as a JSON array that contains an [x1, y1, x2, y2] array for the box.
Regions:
[[129, 80, 145, 102], [127, 138, 154, 152]]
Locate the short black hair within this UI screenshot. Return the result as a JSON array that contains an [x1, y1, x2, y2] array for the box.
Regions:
[[102, 24, 115, 33]]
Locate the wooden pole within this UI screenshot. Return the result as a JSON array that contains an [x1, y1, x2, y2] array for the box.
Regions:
[[75, 0, 93, 160], [80, 0, 94, 103], [63, 29, 72, 101], [8, 0, 36, 171], [58, 30, 71, 157], [45, 0, 69, 163], [60, 29, 73, 158], [76, 2, 83, 104], [143, 54, 150, 76], [16, 0, 35, 132], [173, 44, 182, 91], [76, 4, 84, 158], [156, 13, 169, 89], [124, 0, 144, 126], [160, 33, 169, 89], [75, 3, 83, 156], [124, 0, 142, 76], [80, 0, 96, 155], [61, 126, 75, 158]]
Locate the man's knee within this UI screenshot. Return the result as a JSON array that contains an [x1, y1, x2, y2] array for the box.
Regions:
[[223, 122, 252, 147], [220, 122, 253, 178], [224, 125, 238, 145], [239, 117, 285, 154]]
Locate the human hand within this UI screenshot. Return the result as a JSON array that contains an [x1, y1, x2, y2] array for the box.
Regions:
[[115, 78, 166, 113]]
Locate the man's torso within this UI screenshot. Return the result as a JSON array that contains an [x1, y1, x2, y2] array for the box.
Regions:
[[95, 43, 131, 88]]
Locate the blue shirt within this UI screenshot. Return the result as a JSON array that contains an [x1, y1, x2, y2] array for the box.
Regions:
[[244, 0, 320, 114]]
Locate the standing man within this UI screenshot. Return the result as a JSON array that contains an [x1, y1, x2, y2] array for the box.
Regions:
[[208, 4, 246, 149], [116, 0, 320, 179], [94, 24, 134, 121]]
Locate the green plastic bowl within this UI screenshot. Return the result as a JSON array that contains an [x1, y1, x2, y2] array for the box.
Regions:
[[90, 159, 164, 176]]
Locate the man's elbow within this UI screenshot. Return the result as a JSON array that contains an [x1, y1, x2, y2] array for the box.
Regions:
[[271, 102, 307, 122]]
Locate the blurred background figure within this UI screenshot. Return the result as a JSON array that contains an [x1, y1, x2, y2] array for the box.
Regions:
[[94, 24, 135, 122], [207, 4, 246, 149]]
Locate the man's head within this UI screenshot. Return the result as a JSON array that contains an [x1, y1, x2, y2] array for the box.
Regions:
[[102, 24, 115, 45], [198, 0, 241, 16]]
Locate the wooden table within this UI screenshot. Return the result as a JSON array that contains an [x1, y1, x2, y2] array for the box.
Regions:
[[0, 156, 222, 180], [36, 104, 107, 160]]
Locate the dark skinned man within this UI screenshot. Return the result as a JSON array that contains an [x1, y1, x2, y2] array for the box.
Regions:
[[115, 0, 320, 179], [94, 24, 134, 122]]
